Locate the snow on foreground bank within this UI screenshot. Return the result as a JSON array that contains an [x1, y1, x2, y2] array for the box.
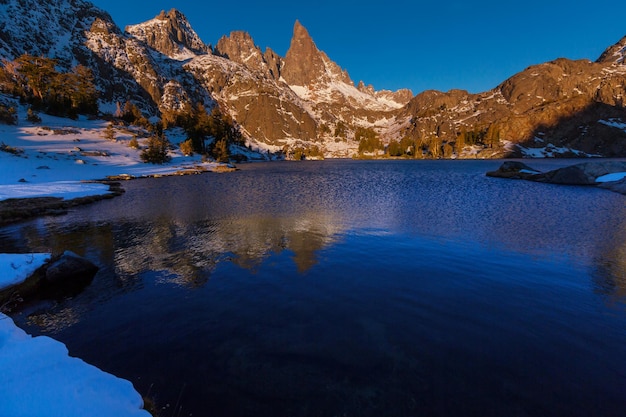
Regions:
[[0, 254, 150, 417], [0, 110, 222, 201], [0, 253, 51, 290]]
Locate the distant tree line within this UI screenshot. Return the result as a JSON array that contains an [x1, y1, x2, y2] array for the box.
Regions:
[[383, 124, 501, 159], [282, 144, 324, 160], [356, 127, 383, 154]]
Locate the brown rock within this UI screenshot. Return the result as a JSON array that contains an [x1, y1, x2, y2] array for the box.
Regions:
[[281, 20, 351, 87]]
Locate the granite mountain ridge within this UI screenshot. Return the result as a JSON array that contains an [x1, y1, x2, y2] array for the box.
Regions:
[[0, 0, 625, 158]]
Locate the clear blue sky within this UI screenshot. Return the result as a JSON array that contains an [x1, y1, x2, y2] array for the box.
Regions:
[[90, 0, 626, 95]]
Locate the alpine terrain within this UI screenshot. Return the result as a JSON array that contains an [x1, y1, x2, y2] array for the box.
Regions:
[[1, 0, 626, 159]]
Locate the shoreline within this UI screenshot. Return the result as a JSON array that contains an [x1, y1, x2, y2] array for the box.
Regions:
[[0, 181, 124, 226], [0, 163, 238, 226]]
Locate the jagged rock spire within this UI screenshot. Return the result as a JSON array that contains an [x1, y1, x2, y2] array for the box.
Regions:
[[281, 20, 350, 86], [125, 8, 210, 59], [215, 31, 282, 79]]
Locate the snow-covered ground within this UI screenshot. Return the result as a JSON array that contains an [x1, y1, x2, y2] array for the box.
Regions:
[[0, 254, 150, 417], [0, 253, 51, 290], [0, 107, 224, 201]]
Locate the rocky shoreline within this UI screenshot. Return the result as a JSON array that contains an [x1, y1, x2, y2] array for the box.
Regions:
[[0, 181, 124, 226], [486, 160, 626, 195], [0, 164, 238, 226]]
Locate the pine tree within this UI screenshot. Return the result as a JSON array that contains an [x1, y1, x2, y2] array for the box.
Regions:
[[140, 134, 170, 164], [104, 123, 115, 141], [69, 65, 98, 114], [15, 55, 58, 102], [212, 139, 229, 162]]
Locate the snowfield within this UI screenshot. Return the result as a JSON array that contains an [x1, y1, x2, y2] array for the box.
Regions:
[[596, 172, 626, 183]]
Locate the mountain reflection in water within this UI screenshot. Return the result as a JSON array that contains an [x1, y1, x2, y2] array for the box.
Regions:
[[1, 159, 625, 417]]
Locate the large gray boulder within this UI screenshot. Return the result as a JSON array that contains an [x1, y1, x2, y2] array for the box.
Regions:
[[45, 251, 99, 286]]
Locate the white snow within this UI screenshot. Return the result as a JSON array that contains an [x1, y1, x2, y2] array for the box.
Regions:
[[0, 253, 50, 290], [0, 182, 111, 200], [596, 172, 626, 183], [288, 78, 404, 112], [0, 254, 150, 417], [0, 107, 224, 201], [0, 312, 150, 417], [516, 143, 600, 158], [599, 119, 626, 131]]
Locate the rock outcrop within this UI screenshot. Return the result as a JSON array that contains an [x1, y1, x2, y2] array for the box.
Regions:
[[597, 35, 626, 65], [125, 8, 210, 59], [0, 250, 99, 311], [487, 161, 626, 195], [281, 20, 351, 87], [45, 250, 99, 286], [215, 31, 281, 80]]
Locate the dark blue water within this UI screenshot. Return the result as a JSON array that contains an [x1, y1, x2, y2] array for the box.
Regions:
[[2, 160, 625, 417]]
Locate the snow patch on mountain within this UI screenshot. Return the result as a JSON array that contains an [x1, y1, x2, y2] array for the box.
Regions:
[[0, 0, 107, 67], [599, 118, 626, 132], [288, 80, 405, 111], [516, 143, 601, 158]]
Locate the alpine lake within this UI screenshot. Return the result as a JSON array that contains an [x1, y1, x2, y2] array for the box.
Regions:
[[2, 159, 625, 417]]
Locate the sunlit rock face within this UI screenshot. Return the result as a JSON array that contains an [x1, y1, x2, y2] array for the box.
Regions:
[[281, 20, 351, 87], [396, 40, 626, 159], [125, 8, 211, 59]]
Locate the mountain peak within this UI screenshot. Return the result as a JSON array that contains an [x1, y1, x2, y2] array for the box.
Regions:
[[597, 35, 626, 65], [126, 9, 210, 59], [281, 20, 351, 87], [157, 8, 183, 21], [216, 31, 281, 79], [292, 20, 309, 41]]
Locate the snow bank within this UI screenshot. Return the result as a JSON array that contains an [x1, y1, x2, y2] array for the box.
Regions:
[[596, 172, 626, 183], [0, 313, 150, 417], [0, 182, 111, 200], [0, 253, 51, 290], [0, 254, 150, 417]]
